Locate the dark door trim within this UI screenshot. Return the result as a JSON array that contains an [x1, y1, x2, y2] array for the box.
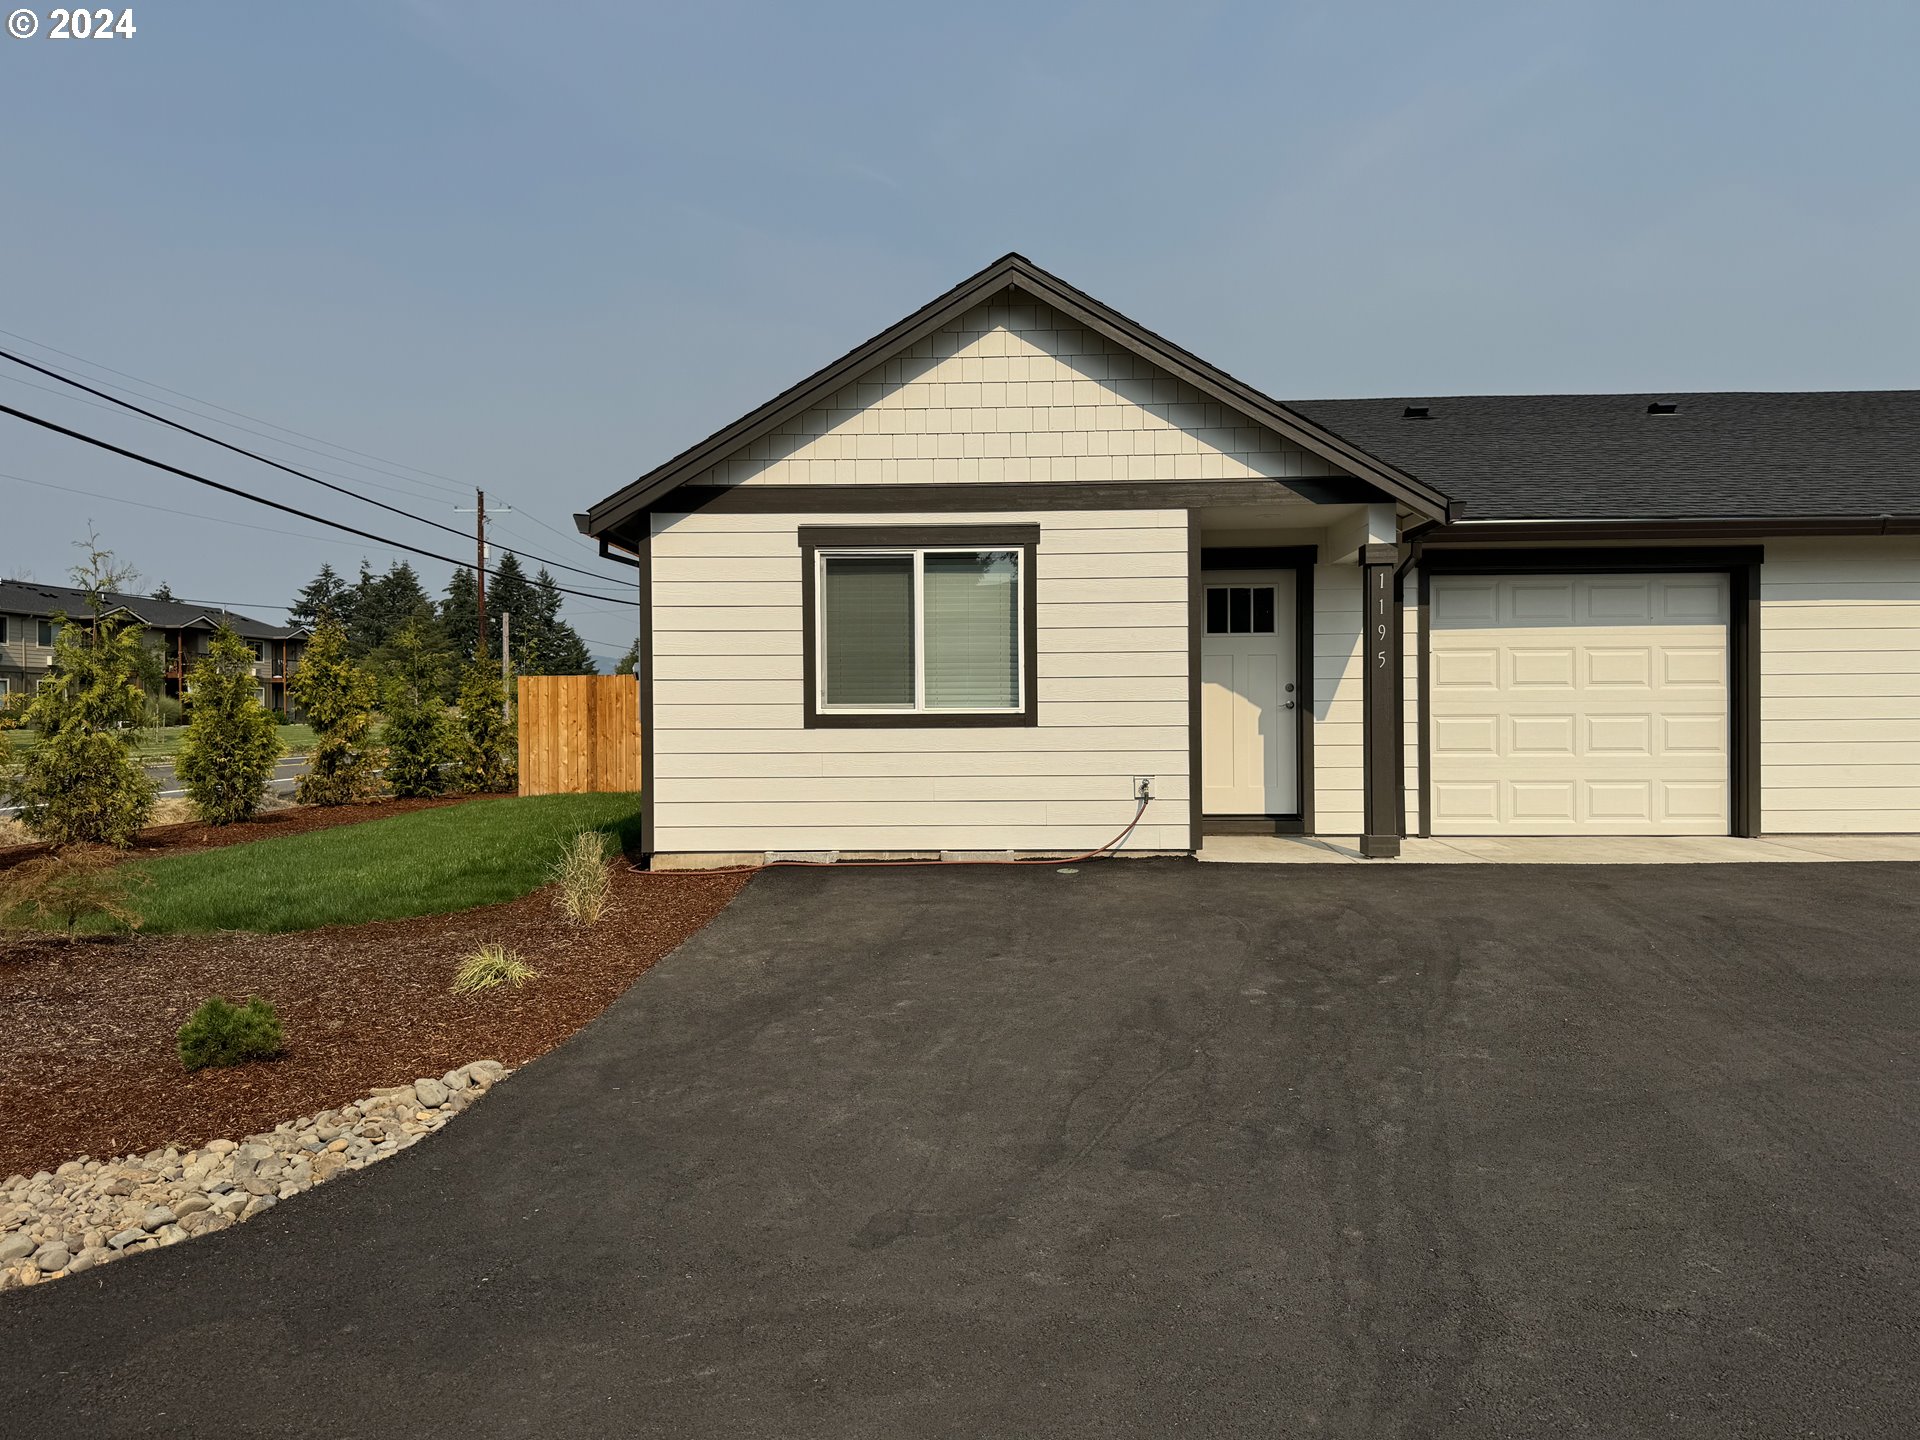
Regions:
[[1416, 546, 1763, 839], [1193, 543, 1318, 838]]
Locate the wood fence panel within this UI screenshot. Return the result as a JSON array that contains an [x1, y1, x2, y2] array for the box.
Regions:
[[517, 675, 641, 796]]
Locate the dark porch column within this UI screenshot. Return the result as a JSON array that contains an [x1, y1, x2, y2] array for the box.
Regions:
[[1359, 543, 1403, 858]]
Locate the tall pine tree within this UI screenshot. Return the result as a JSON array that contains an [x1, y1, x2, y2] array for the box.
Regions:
[[290, 563, 353, 628], [441, 566, 480, 664], [488, 552, 536, 661]]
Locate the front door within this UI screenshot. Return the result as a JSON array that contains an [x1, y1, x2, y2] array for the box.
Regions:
[[1201, 570, 1299, 816]]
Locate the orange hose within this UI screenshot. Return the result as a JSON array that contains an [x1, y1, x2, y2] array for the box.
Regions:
[[630, 794, 1154, 877]]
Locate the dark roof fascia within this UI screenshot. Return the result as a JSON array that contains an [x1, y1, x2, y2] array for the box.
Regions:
[[585, 254, 1453, 535], [1428, 514, 1920, 544]]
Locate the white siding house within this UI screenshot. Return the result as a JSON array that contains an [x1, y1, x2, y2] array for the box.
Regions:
[[582, 255, 1920, 863]]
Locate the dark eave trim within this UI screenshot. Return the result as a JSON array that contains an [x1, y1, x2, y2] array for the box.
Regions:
[[584, 253, 1452, 536], [621, 479, 1387, 532], [1430, 514, 1920, 544]]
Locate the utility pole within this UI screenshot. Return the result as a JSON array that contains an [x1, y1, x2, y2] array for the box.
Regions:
[[500, 610, 512, 720], [455, 489, 511, 661], [474, 489, 488, 659]]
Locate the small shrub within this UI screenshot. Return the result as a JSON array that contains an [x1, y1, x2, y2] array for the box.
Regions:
[[452, 943, 538, 995], [288, 617, 381, 806], [549, 829, 613, 926], [176, 625, 284, 825], [0, 846, 146, 939], [449, 659, 516, 794], [177, 996, 284, 1071]]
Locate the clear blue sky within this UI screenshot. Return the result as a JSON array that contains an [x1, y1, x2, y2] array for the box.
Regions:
[[4, 1, 1916, 657]]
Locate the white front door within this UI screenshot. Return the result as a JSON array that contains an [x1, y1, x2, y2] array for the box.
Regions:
[[1201, 571, 1299, 816]]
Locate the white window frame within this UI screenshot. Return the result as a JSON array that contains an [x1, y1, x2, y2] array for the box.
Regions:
[[813, 545, 1026, 717]]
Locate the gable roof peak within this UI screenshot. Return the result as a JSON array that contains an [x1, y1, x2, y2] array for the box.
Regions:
[[584, 256, 1452, 534]]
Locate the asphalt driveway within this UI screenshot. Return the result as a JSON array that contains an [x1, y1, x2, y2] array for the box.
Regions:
[[3, 860, 1916, 1438]]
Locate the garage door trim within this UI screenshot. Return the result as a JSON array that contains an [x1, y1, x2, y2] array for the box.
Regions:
[[1415, 546, 1763, 838]]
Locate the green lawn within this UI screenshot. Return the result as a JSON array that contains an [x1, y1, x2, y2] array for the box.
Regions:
[[6, 723, 323, 761], [118, 793, 643, 935]]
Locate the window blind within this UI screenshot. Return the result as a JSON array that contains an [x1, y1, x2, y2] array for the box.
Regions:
[[821, 555, 914, 706], [924, 550, 1018, 709]]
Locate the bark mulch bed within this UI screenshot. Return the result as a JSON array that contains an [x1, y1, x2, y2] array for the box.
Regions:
[[0, 865, 750, 1178], [0, 795, 485, 873]]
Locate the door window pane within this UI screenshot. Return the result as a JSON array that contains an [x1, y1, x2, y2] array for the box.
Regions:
[[821, 556, 914, 707], [925, 551, 1018, 709], [1206, 588, 1229, 634], [1229, 587, 1252, 634], [1253, 587, 1276, 634]]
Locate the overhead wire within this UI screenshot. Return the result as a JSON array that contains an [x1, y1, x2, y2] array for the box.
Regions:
[[0, 346, 633, 591], [0, 402, 636, 610]]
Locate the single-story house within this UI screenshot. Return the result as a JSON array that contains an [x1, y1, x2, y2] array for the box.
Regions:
[[579, 254, 1919, 865]]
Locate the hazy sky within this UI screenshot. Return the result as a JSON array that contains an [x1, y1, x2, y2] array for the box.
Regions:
[[4, 1, 1916, 656]]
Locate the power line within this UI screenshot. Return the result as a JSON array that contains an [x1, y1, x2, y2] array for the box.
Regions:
[[0, 330, 629, 572], [0, 402, 637, 610], [0, 325, 471, 496], [0, 346, 634, 591]]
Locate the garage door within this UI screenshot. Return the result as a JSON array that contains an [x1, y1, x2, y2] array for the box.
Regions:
[[1429, 573, 1729, 835]]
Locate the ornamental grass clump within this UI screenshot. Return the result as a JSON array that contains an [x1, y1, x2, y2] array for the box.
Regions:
[[177, 996, 284, 1071], [452, 943, 539, 995], [549, 829, 614, 926]]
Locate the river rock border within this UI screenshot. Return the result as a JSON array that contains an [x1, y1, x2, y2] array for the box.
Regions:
[[0, 1059, 510, 1293]]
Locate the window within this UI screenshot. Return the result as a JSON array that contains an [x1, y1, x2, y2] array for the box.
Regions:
[[1205, 585, 1276, 635], [0, 616, 8, 643], [801, 525, 1038, 727], [247, 640, 265, 662], [36, 619, 57, 647]]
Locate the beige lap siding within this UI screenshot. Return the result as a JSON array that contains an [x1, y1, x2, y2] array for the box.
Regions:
[[649, 509, 1193, 855], [1761, 537, 1920, 834], [1312, 562, 1365, 833]]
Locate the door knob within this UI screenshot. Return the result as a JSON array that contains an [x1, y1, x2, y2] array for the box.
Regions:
[[1282, 700, 1296, 710]]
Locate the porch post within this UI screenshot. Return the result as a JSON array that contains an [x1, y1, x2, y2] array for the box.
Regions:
[[1359, 542, 1403, 858]]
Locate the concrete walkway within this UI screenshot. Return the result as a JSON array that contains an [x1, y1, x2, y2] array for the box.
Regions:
[[1197, 832, 1920, 864]]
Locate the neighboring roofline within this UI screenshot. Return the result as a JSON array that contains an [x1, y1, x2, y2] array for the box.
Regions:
[[1428, 514, 1920, 543], [584, 253, 1455, 535]]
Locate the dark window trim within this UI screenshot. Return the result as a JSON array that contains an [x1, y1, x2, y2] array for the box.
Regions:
[[665, 478, 1383, 518], [1415, 545, 1763, 840], [799, 525, 1039, 730], [1192, 541, 1318, 837]]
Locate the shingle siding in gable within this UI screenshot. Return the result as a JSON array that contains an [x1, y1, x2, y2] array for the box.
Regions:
[[691, 299, 1347, 490]]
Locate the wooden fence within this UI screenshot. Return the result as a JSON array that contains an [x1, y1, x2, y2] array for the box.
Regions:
[[517, 675, 642, 796]]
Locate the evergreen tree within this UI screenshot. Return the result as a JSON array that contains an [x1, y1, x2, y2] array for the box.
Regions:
[[516, 568, 595, 675], [289, 563, 353, 628], [7, 538, 155, 846], [350, 561, 436, 662], [441, 566, 481, 665], [149, 582, 176, 603], [176, 626, 284, 824], [450, 657, 516, 793], [613, 639, 640, 676], [287, 617, 380, 806], [381, 618, 452, 797], [488, 552, 536, 660]]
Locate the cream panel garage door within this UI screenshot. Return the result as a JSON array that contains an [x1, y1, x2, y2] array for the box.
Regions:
[[1429, 574, 1730, 835]]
